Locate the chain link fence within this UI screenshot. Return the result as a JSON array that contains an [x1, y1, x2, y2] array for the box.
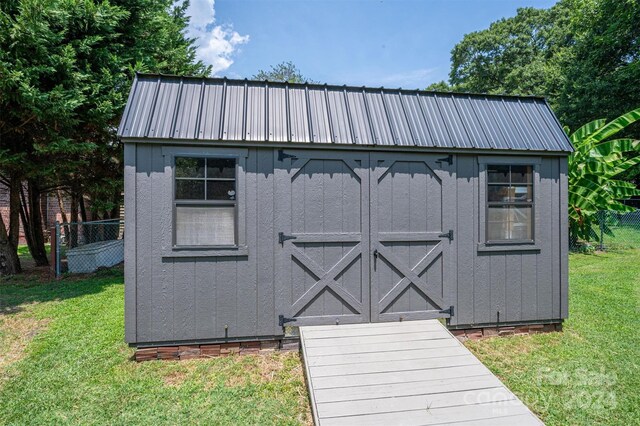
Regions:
[[53, 219, 124, 277], [570, 209, 640, 252]]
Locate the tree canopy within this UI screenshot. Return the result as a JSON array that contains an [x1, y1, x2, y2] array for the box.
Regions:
[[438, 0, 640, 184], [0, 0, 210, 273], [253, 61, 316, 83], [441, 0, 639, 130]]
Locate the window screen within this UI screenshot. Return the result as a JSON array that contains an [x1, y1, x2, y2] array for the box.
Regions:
[[174, 157, 237, 246], [487, 165, 534, 242]]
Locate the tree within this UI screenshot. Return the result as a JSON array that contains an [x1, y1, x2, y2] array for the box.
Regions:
[[253, 61, 316, 83], [444, 0, 640, 180], [425, 81, 451, 91], [557, 0, 640, 134], [567, 108, 640, 242], [449, 6, 570, 97], [446, 1, 640, 130], [0, 0, 210, 274]]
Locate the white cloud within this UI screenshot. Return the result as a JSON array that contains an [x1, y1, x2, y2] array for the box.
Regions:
[[186, 0, 249, 74]]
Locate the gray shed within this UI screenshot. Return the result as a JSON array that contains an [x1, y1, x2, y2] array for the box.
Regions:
[[118, 74, 571, 346]]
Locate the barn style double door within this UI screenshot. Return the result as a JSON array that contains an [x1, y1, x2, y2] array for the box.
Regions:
[[274, 149, 455, 327]]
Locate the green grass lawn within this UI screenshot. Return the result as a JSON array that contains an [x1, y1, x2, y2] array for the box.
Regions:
[[603, 225, 640, 250], [0, 269, 311, 425], [466, 249, 640, 425], [1, 250, 638, 425]]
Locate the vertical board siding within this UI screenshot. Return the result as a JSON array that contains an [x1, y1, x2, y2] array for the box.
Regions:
[[133, 144, 277, 343], [505, 254, 522, 322], [454, 155, 475, 326], [134, 144, 153, 341], [195, 259, 217, 338], [559, 159, 569, 319], [124, 144, 137, 342], [256, 149, 276, 334], [150, 145, 173, 341], [536, 159, 554, 321], [455, 155, 563, 327], [129, 144, 567, 343]]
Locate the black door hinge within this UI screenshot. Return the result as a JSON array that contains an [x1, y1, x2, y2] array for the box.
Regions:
[[278, 232, 297, 245], [439, 305, 454, 317], [436, 154, 453, 166], [278, 149, 298, 162], [439, 229, 454, 241], [279, 314, 297, 327]]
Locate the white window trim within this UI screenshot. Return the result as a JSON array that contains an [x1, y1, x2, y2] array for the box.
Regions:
[[161, 146, 248, 258], [477, 156, 542, 252]]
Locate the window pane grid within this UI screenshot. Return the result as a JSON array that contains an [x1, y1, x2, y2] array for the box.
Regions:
[[487, 164, 534, 242], [174, 156, 237, 246], [175, 157, 236, 201]]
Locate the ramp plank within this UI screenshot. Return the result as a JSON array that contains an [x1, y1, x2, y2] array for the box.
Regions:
[[300, 320, 543, 425]]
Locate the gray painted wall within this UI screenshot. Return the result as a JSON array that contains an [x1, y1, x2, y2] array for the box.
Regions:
[[124, 142, 568, 345]]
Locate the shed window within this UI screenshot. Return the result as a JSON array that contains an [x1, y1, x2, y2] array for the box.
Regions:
[[174, 157, 237, 246], [486, 165, 533, 242]]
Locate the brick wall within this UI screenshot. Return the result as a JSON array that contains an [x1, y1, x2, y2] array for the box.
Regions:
[[0, 185, 76, 244]]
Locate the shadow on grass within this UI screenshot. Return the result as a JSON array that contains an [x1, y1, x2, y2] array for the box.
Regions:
[[0, 266, 123, 315]]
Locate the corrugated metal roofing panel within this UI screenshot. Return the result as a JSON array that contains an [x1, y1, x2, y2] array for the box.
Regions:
[[173, 80, 202, 140], [534, 100, 571, 149], [486, 98, 522, 149], [418, 94, 453, 148], [119, 76, 158, 138], [436, 94, 472, 148], [198, 82, 224, 140], [245, 83, 266, 141], [401, 94, 433, 147], [345, 90, 371, 145], [148, 78, 181, 138], [119, 74, 573, 152], [501, 98, 537, 150], [268, 85, 288, 142], [288, 87, 310, 142], [327, 89, 353, 144], [222, 82, 245, 141], [364, 91, 394, 145], [308, 88, 332, 143], [468, 97, 506, 150], [384, 92, 414, 146], [455, 97, 491, 149]]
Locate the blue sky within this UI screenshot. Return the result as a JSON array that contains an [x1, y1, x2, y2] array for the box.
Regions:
[[187, 0, 557, 88]]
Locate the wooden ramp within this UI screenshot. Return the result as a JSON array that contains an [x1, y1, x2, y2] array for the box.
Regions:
[[300, 320, 543, 426]]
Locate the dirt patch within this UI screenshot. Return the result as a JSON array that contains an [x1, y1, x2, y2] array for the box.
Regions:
[[0, 311, 50, 381], [162, 369, 190, 388], [0, 266, 53, 286]]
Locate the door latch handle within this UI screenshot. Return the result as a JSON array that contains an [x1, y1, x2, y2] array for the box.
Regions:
[[373, 249, 379, 269]]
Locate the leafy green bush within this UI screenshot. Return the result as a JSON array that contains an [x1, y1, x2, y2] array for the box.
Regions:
[[568, 108, 640, 241]]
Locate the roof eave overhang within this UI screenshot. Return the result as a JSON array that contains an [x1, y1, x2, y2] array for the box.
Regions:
[[119, 136, 573, 156]]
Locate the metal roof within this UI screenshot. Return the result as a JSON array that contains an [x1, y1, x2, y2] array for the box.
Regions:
[[118, 73, 573, 152]]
